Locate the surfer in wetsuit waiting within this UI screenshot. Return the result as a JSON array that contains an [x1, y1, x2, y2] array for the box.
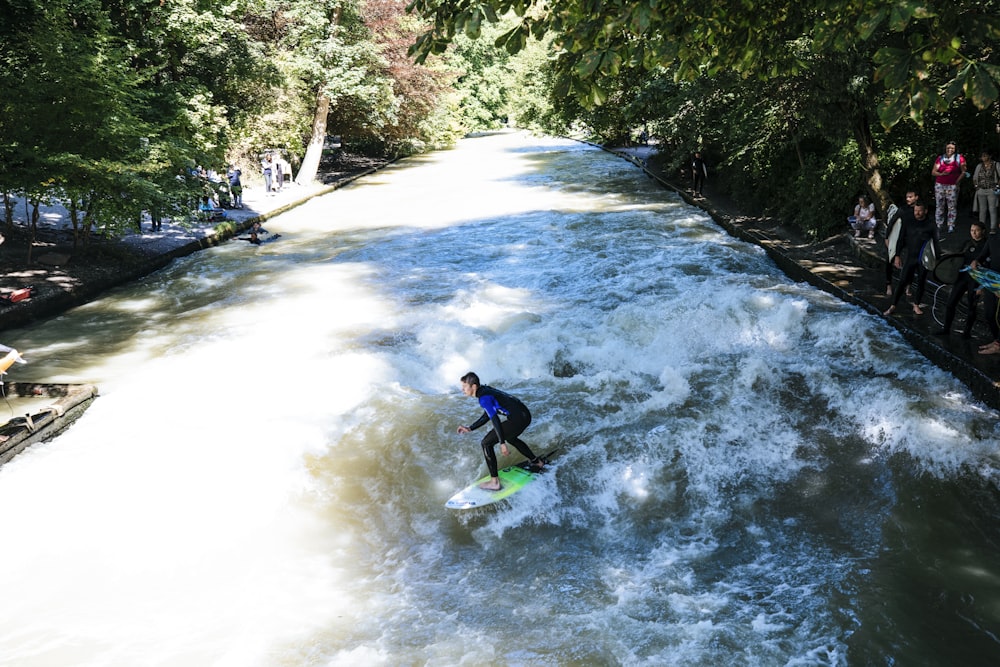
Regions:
[[883, 199, 940, 317], [456, 372, 545, 491]]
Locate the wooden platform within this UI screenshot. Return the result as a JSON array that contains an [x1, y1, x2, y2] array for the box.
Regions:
[[0, 382, 99, 467]]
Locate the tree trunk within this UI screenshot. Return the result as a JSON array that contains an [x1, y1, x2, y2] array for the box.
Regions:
[[69, 200, 80, 250], [295, 91, 330, 186], [2, 191, 12, 233], [853, 114, 888, 215], [27, 201, 39, 265]]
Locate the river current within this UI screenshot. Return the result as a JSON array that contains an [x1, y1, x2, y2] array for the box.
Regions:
[[1, 132, 999, 666]]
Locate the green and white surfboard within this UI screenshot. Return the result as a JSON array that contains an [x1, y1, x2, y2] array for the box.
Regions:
[[445, 450, 556, 510]]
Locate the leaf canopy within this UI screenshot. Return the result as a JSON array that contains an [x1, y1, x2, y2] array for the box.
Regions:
[[407, 0, 1000, 128]]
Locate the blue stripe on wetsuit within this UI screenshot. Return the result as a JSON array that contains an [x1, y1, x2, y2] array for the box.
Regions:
[[467, 386, 527, 441]]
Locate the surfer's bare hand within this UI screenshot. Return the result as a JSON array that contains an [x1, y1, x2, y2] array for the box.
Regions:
[[500, 444, 509, 456], [457, 425, 470, 434]]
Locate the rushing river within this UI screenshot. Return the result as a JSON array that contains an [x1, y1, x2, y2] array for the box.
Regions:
[[1, 132, 999, 666]]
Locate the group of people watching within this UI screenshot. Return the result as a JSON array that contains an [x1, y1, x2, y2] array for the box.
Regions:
[[194, 165, 244, 221], [852, 142, 1000, 238], [873, 142, 1000, 355], [195, 152, 292, 222], [260, 152, 292, 195]]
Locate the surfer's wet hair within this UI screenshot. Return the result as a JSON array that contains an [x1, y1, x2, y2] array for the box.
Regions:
[[460, 372, 480, 386]]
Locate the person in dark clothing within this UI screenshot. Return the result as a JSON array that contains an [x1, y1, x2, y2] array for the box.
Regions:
[[884, 200, 940, 316], [970, 232, 1000, 354], [934, 220, 987, 337], [456, 372, 545, 491], [883, 189, 919, 295], [227, 166, 243, 208], [691, 152, 708, 196]]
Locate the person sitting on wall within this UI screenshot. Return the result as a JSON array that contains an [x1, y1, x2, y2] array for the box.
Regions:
[[848, 194, 876, 239], [198, 195, 227, 222]]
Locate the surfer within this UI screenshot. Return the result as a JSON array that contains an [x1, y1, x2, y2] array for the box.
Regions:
[[970, 230, 1000, 354], [883, 199, 939, 317], [884, 190, 918, 295], [248, 221, 270, 245], [456, 372, 545, 491], [934, 220, 987, 338]]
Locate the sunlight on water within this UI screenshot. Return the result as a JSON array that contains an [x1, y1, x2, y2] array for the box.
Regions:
[[1, 132, 999, 666]]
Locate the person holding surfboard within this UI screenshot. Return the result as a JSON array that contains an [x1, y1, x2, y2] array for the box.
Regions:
[[970, 232, 1000, 354], [934, 220, 987, 338], [456, 372, 545, 491], [884, 190, 919, 296], [884, 199, 940, 317]]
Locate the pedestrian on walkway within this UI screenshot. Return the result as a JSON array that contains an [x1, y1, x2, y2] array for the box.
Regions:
[[261, 153, 274, 195], [228, 166, 243, 208], [972, 150, 1000, 234], [692, 151, 708, 196], [274, 157, 284, 193]]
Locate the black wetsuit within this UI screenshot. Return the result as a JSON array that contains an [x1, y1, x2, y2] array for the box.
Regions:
[[940, 235, 987, 335], [467, 385, 538, 478], [692, 155, 707, 195], [885, 203, 912, 290], [974, 235, 1000, 341], [888, 209, 939, 308]]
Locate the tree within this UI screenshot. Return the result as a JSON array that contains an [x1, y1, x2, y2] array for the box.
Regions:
[[363, 0, 460, 152], [0, 0, 161, 248], [0, 0, 275, 248], [407, 0, 1000, 130]]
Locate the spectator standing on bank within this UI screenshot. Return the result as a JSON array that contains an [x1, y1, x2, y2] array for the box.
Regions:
[[228, 166, 243, 208], [692, 152, 708, 196], [931, 141, 967, 234], [274, 156, 284, 193], [972, 150, 1000, 234], [849, 194, 876, 239], [261, 153, 274, 195]]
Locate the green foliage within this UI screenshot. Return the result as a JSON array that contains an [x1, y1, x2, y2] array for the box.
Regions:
[[782, 145, 862, 237], [505, 37, 557, 131], [446, 25, 517, 131], [408, 0, 1000, 131], [0, 0, 465, 242], [7, 0, 1000, 259], [0, 0, 266, 237]]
